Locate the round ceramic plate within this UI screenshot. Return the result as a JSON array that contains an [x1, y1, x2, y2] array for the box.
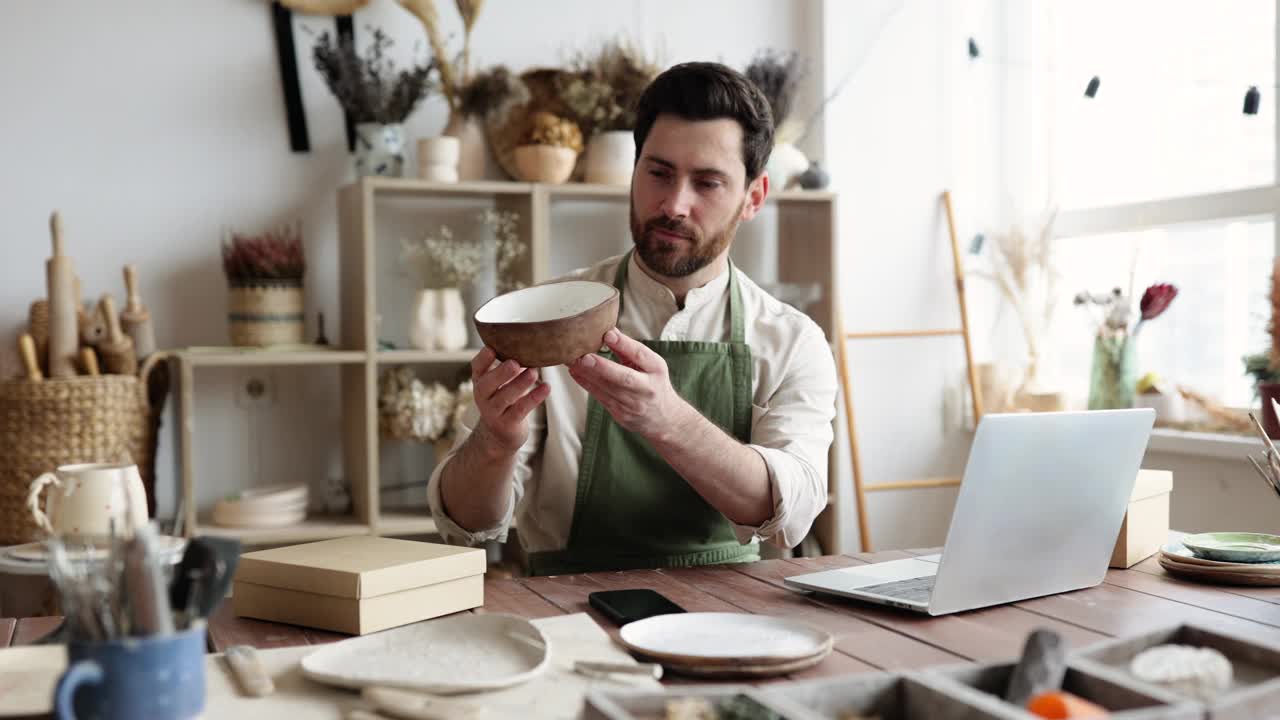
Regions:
[[618, 612, 833, 667], [301, 613, 549, 695], [1162, 542, 1280, 568], [5, 535, 186, 563], [1159, 555, 1280, 586], [632, 645, 831, 679], [1181, 532, 1280, 563]]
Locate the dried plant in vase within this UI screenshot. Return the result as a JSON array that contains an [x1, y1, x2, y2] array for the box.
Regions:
[[221, 223, 307, 346], [399, 210, 526, 350], [1074, 280, 1178, 411], [557, 38, 660, 185], [745, 48, 809, 188], [968, 209, 1061, 410], [313, 27, 436, 175], [399, 0, 496, 179]]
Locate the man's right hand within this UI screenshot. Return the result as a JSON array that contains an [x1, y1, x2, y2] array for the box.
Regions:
[[470, 347, 551, 456]]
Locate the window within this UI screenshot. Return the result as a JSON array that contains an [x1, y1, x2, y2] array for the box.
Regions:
[[1021, 1, 1280, 411], [1050, 220, 1273, 409], [1048, 0, 1275, 209]]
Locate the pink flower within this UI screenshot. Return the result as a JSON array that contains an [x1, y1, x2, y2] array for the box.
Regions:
[[1139, 283, 1178, 321]]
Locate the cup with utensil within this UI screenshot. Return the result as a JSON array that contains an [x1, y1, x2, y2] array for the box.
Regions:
[[27, 462, 148, 543]]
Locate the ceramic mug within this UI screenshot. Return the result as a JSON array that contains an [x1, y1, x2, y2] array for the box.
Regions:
[[54, 623, 206, 720], [27, 462, 148, 541]]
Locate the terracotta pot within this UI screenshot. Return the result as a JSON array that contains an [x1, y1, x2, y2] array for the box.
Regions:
[[1260, 381, 1280, 438], [512, 145, 577, 184]]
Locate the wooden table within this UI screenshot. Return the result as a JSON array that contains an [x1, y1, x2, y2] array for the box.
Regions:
[[6, 548, 1280, 684]]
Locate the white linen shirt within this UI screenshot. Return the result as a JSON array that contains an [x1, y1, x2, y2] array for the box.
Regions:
[[426, 251, 838, 554]]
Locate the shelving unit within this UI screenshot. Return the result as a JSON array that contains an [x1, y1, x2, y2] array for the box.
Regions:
[[173, 177, 842, 552]]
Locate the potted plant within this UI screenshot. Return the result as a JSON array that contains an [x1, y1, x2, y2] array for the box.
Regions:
[[400, 210, 527, 350], [1249, 259, 1280, 437], [415, 65, 529, 182], [746, 49, 809, 189], [557, 38, 660, 185], [512, 112, 583, 184], [222, 223, 306, 347], [312, 27, 435, 177], [1074, 282, 1178, 410], [400, 0, 493, 180]]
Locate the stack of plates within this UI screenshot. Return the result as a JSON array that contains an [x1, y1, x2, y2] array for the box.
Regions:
[[1159, 532, 1280, 586], [211, 483, 309, 528], [617, 612, 833, 679]]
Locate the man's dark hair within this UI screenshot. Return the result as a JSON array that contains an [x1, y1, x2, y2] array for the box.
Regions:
[[632, 62, 775, 183]]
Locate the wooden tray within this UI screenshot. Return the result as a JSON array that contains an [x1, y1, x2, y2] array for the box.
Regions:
[[582, 685, 795, 720], [1073, 622, 1280, 719], [761, 671, 1032, 719], [926, 661, 1202, 719]]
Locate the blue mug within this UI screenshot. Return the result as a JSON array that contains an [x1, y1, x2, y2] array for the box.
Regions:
[[54, 623, 206, 720]]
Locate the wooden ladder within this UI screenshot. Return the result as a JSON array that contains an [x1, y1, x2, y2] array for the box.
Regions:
[[837, 190, 984, 551]]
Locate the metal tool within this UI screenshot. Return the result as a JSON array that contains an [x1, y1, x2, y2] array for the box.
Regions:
[[123, 523, 174, 635], [169, 536, 241, 626]]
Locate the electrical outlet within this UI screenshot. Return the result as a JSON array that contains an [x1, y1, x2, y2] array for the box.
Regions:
[[235, 372, 276, 408]]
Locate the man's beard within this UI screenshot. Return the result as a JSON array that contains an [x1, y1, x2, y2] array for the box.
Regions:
[[630, 199, 743, 278]]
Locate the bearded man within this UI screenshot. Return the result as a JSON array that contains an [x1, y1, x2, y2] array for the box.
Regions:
[[428, 61, 838, 575]]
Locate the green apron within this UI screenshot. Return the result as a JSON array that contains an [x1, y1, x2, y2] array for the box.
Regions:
[[527, 253, 761, 575]]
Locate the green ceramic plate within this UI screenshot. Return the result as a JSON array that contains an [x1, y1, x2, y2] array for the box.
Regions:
[[1181, 532, 1280, 563]]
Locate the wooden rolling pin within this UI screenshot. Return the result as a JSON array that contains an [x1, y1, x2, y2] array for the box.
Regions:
[[46, 212, 79, 378], [121, 264, 156, 358], [27, 300, 48, 374], [80, 347, 100, 376], [97, 295, 137, 375], [18, 334, 42, 382]]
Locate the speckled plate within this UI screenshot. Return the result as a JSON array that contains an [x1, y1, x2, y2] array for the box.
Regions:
[[1181, 532, 1280, 563]]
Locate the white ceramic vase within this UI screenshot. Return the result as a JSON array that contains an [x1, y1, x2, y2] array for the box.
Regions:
[[408, 288, 468, 351], [583, 130, 635, 185], [417, 136, 460, 183], [764, 142, 809, 190], [355, 123, 406, 177], [442, 112, 487, 181]]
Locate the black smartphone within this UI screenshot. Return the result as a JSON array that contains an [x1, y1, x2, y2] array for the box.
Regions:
[[588, 588, 686, 626]]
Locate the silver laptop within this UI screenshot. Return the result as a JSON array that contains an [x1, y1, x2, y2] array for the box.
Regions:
[[785, 408, 1156, 616]]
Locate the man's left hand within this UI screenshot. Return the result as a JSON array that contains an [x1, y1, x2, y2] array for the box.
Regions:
[[568, 328, 689, 440]]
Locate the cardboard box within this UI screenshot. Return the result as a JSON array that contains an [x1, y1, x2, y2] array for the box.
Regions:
[[1110, 469, 1173, 569], [232, 535, 486, 635]]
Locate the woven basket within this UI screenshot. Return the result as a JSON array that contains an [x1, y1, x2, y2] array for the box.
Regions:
[[0, 353, 165, 545], [228, 280, 305, 347]]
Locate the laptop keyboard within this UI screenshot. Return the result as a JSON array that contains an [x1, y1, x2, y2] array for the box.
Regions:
[[857, 575, 936, 604]]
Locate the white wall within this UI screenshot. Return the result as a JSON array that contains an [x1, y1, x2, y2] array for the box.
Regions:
[[821, 0, 1008, 551], [1, 1, 828, 522]]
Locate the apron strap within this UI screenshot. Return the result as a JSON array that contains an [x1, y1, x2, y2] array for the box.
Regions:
[[614, 250, 745, 344]]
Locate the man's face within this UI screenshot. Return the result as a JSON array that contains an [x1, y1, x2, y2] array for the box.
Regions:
[[630, 115, 756, 278]]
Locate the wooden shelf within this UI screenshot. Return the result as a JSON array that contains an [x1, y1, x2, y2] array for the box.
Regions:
[[351, 176, 835, 205], [376, 509, 439, 537], [173, 176, 842, 554], [196, 514, 370, 546], [364, 177, 533, 198], [375, 349, 478, 364], [177, 347, 366, 367]]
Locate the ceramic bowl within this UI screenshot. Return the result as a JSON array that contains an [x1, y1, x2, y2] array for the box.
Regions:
[[512, 144, 577, 184], [474, 280, 619, 368], [1182, 532, 1280, 563]]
